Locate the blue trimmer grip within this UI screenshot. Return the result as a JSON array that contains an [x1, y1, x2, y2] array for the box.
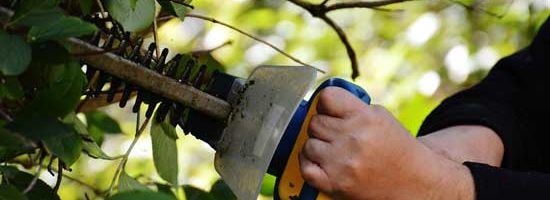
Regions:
[[269, 78, 371, 200]]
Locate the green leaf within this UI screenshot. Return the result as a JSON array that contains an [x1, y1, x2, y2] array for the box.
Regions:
[[0, 77, 24, 100], [42, 126, 82, 166], [18, 42, 70, 90], [0, 128, 32, 162], [197, 54, 226, 72], [259, 174, 276, 196], [158, 0, 192, 21], [183, 186, 214, 200], [156, 184, 176, 199], [22, 60, 86, 118], [118, 171, 150, 192], [10, 0, 61, 26], [85, 111, 122, 133], [0, 31, 32, 76], [28, 114, 85, 166], [65, 113, 120, 160], [79, 0, 94, 15], [129, 0, 139, 9], [3, 169, 60, 200], [150, 119, 178, 185], [107, 191, 176, 200], [28, 16, 97, 42], [105, 0, 155, 32], [84, 111, 122, 146], [6, 115, 75, 140], [209, 179, 236, 200], [0, 184, 27, 200], [0, 166, 19, 177]]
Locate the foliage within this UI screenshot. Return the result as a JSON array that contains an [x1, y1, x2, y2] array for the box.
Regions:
[[0, 0, 548, 200]]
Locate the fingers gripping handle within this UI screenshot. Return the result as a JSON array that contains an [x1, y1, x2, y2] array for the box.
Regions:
[[273, 78, 371, 200]]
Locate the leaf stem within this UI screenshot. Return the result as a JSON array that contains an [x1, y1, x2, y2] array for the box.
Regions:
[[22, 152, 46, 194], [94, 0, 107, 19], [107, 110, 151, 195]]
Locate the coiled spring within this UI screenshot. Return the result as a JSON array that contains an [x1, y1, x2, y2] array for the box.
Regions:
[[82, 14, 217, 134]]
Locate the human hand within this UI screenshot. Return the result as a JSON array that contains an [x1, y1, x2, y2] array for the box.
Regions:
[[299, 87, 474, 200]]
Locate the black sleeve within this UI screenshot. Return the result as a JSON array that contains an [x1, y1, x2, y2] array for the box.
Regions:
[[463, 162, 550, 200], [418, 16, 550, 168], [417, 16, 550, 199]]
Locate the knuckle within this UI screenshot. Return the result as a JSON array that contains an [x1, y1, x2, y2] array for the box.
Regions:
[[309, 115, 322, 130], [304, 140, 314, 153], [311, 115, 329, 129], [318, 89, 337, 108], [300, 165, 316, 182]]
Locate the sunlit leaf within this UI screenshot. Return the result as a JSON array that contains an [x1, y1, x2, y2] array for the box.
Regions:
[[85, 111, 122, 133], [28, 16, 97, 42], [84, 110, 122, 145], [259, 174, 276, 196], [118, 171, 150, 192], [107, 191, 176, 200], [0, 31, 31, 76], [65, 113, 120, 160], [150, 118, 178, 185], [197, 54, 225, 72], [105, 0, 155, 32]]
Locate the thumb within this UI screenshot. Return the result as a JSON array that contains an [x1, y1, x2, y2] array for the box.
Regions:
[[316, 87, 367, 118]]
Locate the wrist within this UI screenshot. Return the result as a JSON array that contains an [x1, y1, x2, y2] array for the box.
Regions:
[[428, 148, 475, 200]]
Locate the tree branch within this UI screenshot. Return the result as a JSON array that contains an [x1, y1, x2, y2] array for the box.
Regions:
[[325, 0, 413, 12], [319, 14, 359, 79], [184, 13, 325, 73], [287, 0, 412, 79]]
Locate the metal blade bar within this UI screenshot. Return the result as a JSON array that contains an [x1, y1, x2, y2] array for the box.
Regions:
[[0, 6, 231, 120]]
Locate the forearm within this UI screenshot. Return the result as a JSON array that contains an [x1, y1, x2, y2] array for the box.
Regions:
[[413, 125, 505, 200], [418, 125, 504, 167]]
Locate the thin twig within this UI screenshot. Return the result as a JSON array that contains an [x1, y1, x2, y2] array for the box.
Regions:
[[184, 13, 325, 73], [287, 0, 412, 79], [94, 0, 107, 19], [53, 162, 63, 193], [8, 157, 105, 196], [192, 40, 233, 57], [107, 110, 150, 195], [325, 0, 413, 12], [153, 4, 161, 59], [47, 163, 104, 195], [449, 0, 511, 18], [23, 152, 46, 194], [0, 107, 13, 122]]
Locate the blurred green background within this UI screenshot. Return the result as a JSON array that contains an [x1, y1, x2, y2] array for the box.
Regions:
[[44, 0, 548, 199]]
